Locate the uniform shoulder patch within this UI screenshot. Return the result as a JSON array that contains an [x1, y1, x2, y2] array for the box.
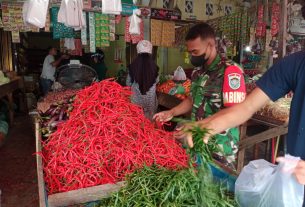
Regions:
[[228, 73, 241, 90]]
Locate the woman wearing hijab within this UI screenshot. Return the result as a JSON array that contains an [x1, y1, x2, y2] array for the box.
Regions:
[[126, 40, 159, 120]]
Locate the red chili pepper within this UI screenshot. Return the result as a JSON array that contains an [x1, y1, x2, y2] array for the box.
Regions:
[[40, 79, 189, 194]]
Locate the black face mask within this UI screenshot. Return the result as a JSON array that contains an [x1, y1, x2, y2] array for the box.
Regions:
[[190, 54, 209, 67]]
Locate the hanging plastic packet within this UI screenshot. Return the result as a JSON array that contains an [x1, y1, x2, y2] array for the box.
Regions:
[[81, 12, 87, 45], [23, 0, 50, 28], [95, 13, 102, 48], [89, 12, 96, 53], [129, 9, 142, 35], [102, 0, 122, 15], [100, 14, 110, 47]]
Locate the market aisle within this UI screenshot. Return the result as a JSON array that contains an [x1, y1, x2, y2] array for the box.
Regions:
[[0, 115, 39, 207]]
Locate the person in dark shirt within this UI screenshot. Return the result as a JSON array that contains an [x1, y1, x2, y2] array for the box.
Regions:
[[91, 50, 108, 81]]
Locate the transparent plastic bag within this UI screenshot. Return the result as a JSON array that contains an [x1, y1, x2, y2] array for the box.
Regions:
[[23, 0, 49, 28], [235, 156, 304, 207], [129, 9, 141, 35], [173, 66, 186, 81]]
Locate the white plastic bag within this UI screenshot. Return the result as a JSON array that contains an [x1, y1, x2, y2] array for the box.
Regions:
[[64, 38, 75, 50], [289, 3, 305, 36], [102, 0, 122, 15], [58, 0, 85, 30], [235, 156, 304, 207], [24, 0, 49, 28], [22, 1, 30, 26], [129, 9, 141, 35], [173, 66, 187, 81]]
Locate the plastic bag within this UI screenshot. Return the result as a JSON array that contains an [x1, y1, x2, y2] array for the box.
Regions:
[[235, 156, 304, 207], [102, 0, 122, 15], [22, 1, 30, 26], [129, 9, 141, 35], [58, 0, 85, 30], [23, 0, 49, 28], [173, 66, 186, 81]]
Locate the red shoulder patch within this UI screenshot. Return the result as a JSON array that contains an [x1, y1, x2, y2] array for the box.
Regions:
[[223, 65, 247, 107]]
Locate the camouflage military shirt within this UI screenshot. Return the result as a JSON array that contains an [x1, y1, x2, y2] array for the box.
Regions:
[[191, 55, 245, 165]]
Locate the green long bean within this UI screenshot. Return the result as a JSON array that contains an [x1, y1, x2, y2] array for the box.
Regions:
[[98, 119, 238, 207]]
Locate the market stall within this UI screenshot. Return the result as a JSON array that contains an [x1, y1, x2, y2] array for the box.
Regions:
[[33, 79, 238, 206], [1, 0, 303, 206]]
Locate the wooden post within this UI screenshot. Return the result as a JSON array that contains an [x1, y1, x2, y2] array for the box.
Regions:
[[279, 0, 288, 58], [237, 122, 248, 173], [35, 120, 47, 207], [48, 182, 125, 207]]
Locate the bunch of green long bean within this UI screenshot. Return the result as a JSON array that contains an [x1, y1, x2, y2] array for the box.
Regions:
[[98, 120, 238, 207], [186, 125, 218, 166], [99, 166, 200, 207], [99, 165, 236, 207]]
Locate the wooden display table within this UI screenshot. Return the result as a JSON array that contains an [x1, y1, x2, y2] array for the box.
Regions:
[[0, 77, 26, 125], [237, 98, 290, 173], [237, 115, 288, 173]]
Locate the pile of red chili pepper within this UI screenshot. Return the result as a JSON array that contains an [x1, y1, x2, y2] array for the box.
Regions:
[[41, 79, 188, 194]]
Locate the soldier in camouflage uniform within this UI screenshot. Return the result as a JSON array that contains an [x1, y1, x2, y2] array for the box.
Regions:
[[154, 23, 246, 168], [191, 55, 245, 165]]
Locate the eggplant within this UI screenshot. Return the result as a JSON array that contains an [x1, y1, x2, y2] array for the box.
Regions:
[[50, 107, 60, 116], [44, 107, 56, 116], [38, 110, 45, 116], [58, 107, 66, 121], [47, 115, 60, 127], [50, 120, 65, 128]]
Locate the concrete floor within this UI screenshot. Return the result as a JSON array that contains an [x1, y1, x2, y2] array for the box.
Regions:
[[0, 115, 39, 207]]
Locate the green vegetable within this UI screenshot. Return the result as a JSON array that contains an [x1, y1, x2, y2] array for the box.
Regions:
[[98, 119, 238, 207], [99, 165, 237, 207]]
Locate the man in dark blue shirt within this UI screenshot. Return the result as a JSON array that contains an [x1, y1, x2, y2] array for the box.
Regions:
[[256, 51, 305, 160], [178, 51, 305, 206]]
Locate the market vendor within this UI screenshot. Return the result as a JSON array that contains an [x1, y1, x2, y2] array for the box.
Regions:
[[91, 49, 108, 81], [40, 47, 69, 95], [127, 40, 159, 121], [154, 23, 246, 167]]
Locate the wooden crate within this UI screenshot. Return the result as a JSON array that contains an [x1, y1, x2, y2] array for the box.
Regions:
[[35, 120, 124, 207]]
